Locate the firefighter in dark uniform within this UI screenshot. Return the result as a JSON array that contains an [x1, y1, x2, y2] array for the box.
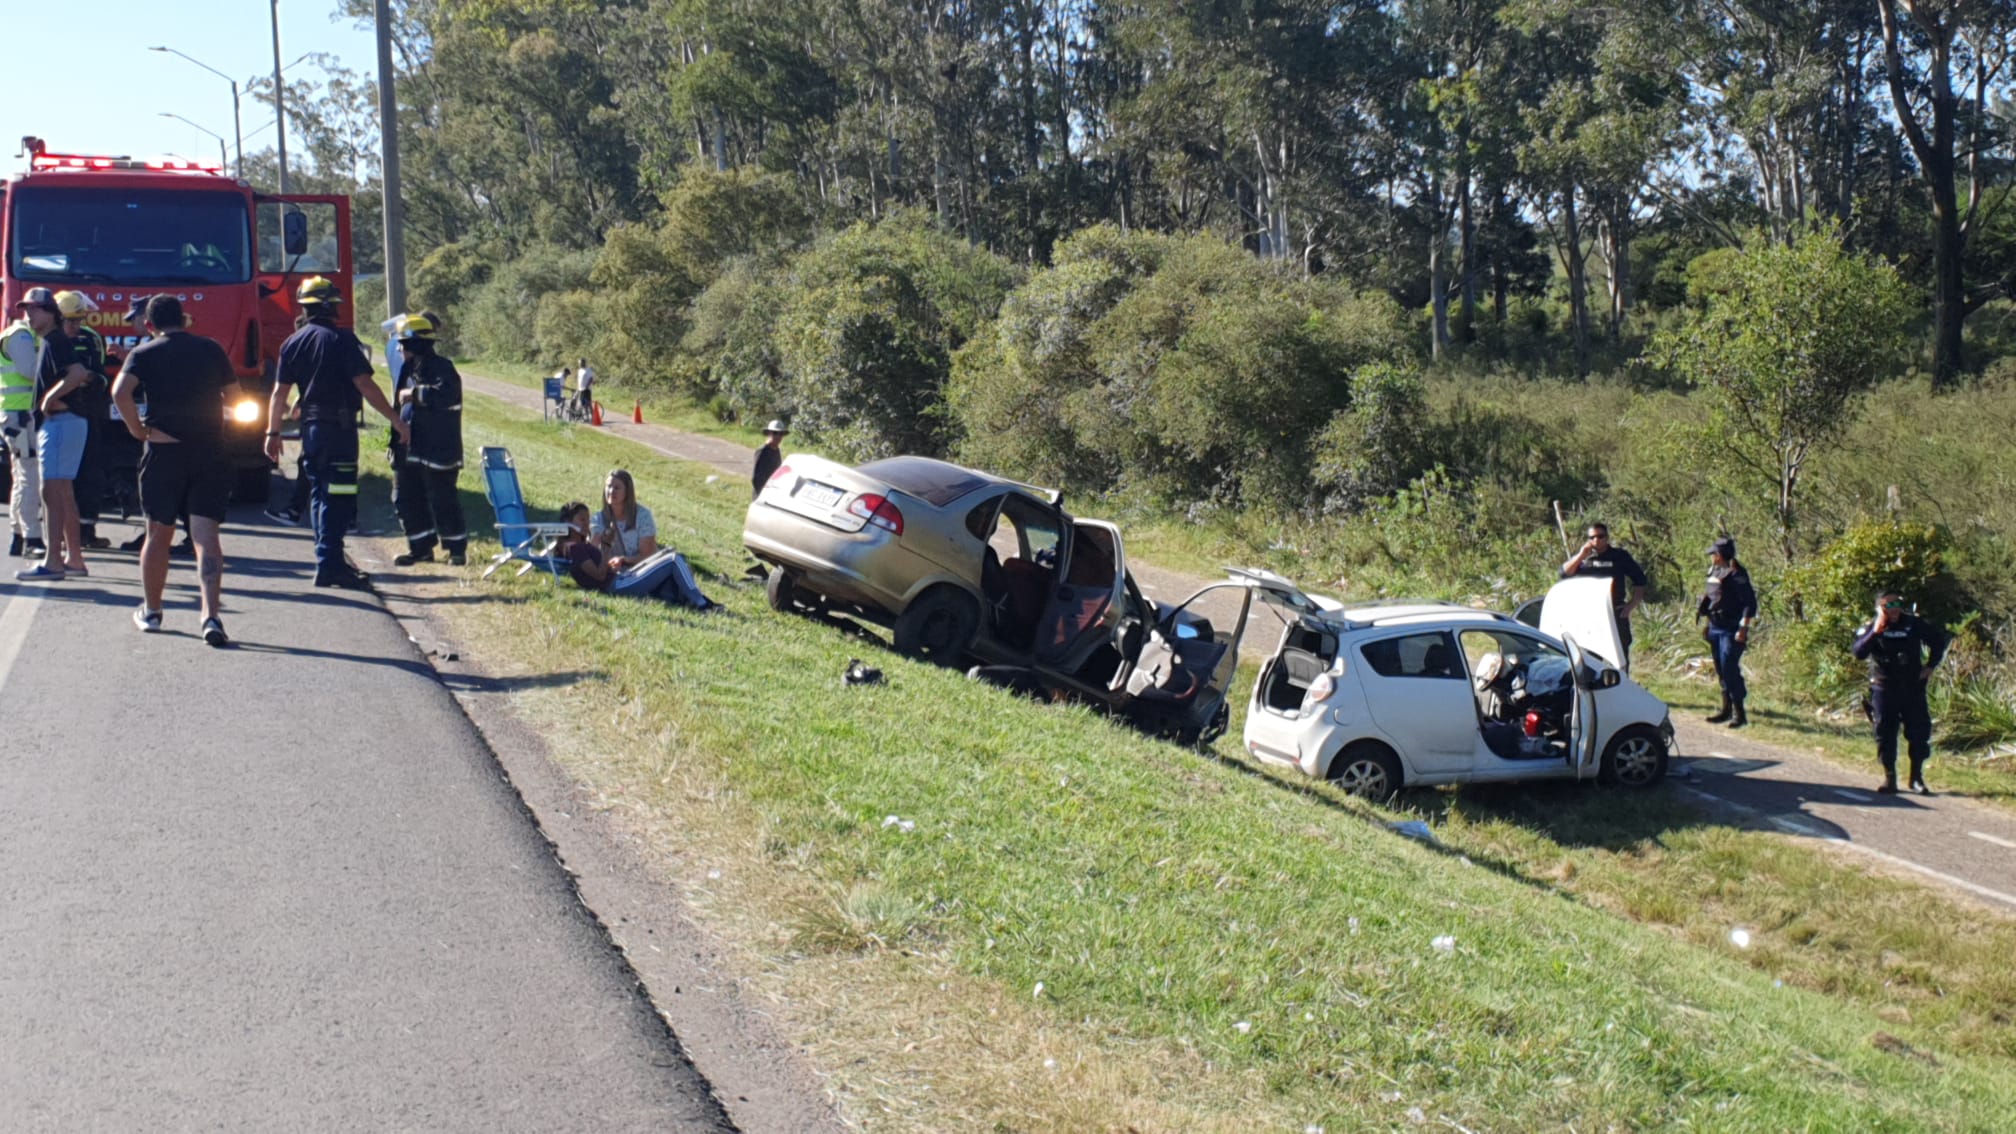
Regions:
[[1561, 522, 1649, 664], [387, 313, 468, 566], [263, 277, 408, 590], [1852, 592, 1950, 795], [1695, 536, 1758, 728], [53, 292, 112, 548]]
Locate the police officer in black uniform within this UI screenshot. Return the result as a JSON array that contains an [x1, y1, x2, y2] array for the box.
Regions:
[[1695, 536, 1758, 728], [1561, 522, 1649, 665], [263, 277, 408, 590], [387, 313, 468, 567], [1852, 592, 1950, 795]]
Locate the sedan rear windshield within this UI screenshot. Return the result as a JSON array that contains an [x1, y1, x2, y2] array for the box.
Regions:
[[9, 185, 253, 285], [859, 456, 996, 506]]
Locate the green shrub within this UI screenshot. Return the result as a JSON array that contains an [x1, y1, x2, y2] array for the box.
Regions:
[[1312, 362, 1432, 512], [1781, 520, 1970, 702], [457, 245, 599, 365]]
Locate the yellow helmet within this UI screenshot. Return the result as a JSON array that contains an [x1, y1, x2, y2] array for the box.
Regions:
[[296, 276, 342, 305], [53, 290, 98, 320], [395, 312, 436, 340]]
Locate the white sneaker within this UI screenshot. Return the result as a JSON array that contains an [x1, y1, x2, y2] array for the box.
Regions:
[[133, 606, 163, 633]]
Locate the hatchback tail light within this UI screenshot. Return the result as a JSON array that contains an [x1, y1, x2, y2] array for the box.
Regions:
[[848, 493, 904, 535], [1303, 671, 1336, 708]]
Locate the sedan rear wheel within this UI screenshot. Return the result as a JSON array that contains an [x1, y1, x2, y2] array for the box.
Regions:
[[894, 587, 979, 665], [1329, 742, 1402, 802], [1600, 725, 1668, 787], [764, 567, 800, 613]]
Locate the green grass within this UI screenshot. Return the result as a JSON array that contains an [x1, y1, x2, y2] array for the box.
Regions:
[[456, 358, 766, 447], [425, 393, 2016, 1131]]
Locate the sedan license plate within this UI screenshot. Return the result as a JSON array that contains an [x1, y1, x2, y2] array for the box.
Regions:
[[796, 480, 844, 509]]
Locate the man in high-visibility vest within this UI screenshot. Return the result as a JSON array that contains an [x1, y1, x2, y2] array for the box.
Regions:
[[263, 277, 408, 590], [54, 291, 112, 549], [2, 307, 43, 558]]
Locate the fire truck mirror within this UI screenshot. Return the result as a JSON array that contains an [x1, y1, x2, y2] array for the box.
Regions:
[[283, 209, 309, 257]]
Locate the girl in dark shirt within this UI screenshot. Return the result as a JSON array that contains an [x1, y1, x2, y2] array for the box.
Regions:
[[554, 502, 712, 608]]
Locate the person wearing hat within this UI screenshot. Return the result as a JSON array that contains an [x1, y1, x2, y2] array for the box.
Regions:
[[264, 277, 408, 590], [1853, 592, 1951, 795], [752, 419, 788, 500], [387, 312, 468, 566], [1694, 536, 1758, 728], [12, 287, 92, 581], [53, 291, 112, 550], [2, 299, 45, 558]]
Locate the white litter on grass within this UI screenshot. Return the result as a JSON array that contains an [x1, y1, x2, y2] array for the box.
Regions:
[[1043, 1058, 1058, 1071], [704, 475, 720, 484], [1348, 916, 1360, 934], [1729, 928, 1753, 949], [707, 869, 721, 880], [1234, 1020, 1252, 1034], [1033, 981, 1046, 999], [1431, 935, 1455, 954], [881, 815, 917, 834], [1305, 1126, 1326, 1134], [1388, 820, 1438, 844], [1406, 1107, 1427, 1125], [1304, 1012, 1315, 1022]]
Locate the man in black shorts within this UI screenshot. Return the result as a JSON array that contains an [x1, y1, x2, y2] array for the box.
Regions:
[[110, 296, 236, 646]]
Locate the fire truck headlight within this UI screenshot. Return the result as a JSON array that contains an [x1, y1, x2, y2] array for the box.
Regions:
[[231, 399, 261, 425]]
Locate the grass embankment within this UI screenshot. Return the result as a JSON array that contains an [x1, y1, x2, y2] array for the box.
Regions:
[[411, 394, 2016, 1131], [460, 359, 764, 447]]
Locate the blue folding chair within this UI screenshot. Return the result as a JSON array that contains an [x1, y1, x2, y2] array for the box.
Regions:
[[480, 446, 574, 579]]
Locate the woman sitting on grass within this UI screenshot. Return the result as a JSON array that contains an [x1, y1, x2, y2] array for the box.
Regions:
[[592, 469, 658, 559], [554, 501, 712, 609]]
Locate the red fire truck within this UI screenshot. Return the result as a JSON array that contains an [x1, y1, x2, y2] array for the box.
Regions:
[[2, 136, 354, 499]]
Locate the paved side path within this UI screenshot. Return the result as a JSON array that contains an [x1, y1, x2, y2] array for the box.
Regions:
[[0, 508, 729, 1131], [463, 370, 2016, 913]]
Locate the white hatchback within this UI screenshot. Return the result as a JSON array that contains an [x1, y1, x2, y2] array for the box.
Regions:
[[1237, 573, 1674, 799]]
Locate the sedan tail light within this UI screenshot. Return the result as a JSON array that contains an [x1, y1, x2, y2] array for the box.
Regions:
[[848, 493, 904, 535], [769, 463, 792, 484]]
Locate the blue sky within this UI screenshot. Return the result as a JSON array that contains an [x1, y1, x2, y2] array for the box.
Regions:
[[2, 1, 379, 172]]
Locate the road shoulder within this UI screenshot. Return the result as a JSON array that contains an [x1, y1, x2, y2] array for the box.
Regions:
[[362, 541, 848, 1134]]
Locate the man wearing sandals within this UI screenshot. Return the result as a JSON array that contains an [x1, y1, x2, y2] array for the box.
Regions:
[[112, 296, 236, 646]]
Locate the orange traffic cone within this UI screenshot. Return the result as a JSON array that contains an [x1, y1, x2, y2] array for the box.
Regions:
[[590, 401, 603, 426], [632, 400, 644, 424]]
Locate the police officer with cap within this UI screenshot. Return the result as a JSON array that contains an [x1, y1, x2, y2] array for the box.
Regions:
[[264, 277, 408, 589], [388, 313, 467, 566], [1695, 536, 1757, 728], [1852, 593, 1950, 794]]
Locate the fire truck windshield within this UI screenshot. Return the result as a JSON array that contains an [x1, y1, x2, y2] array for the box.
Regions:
[[8, 185, 252, 286]]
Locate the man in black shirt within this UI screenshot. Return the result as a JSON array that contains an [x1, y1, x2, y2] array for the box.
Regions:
[[752, 419, 787, 499], [1852, 591, 1950, 795], [112, 296, 236, 646], [1561, 522, 1649, 665]]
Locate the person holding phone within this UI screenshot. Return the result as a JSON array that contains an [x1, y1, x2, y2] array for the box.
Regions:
[[1852, 591, 1950, 795], [1560, 522, 1649, 663]]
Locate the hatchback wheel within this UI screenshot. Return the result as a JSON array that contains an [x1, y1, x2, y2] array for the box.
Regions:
[[893, 587, 979, 665], [1329, 742, 1402, 802], [1599, 725, 1668, 787]]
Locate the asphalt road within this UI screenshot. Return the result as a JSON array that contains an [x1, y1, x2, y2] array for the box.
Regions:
[[0, 500, 731, 1131], [462, 369, 2016, 914]]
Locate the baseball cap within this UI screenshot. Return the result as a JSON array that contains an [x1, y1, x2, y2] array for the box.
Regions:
[[15, 287, 59, 313], [125, 295, 153, 323]]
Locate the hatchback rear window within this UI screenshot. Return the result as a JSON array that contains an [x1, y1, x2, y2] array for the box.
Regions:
[[859, 456, 995, 506]]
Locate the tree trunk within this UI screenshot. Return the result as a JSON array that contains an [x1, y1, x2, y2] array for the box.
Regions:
[[1562, 185, 1589, 376], [1457, 155, 1475, 339], [1429, 172, 1449, 360]]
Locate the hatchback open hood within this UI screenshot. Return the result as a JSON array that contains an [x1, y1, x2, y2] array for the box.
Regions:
[[1539, 576, 1627, 671]]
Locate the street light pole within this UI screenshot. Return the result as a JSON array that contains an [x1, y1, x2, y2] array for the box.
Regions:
[[148, 46, 244, 177], [159, 113, 228, 170], [271, 0, 290, 193], [376, 0, 407, 318]]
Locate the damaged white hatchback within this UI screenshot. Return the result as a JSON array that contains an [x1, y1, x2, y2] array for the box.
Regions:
[[1237, 572, 1675, 800]]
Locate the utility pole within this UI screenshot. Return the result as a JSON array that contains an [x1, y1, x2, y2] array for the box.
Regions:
[[376, 0, 406, 318], [271, 0, 290, 192]]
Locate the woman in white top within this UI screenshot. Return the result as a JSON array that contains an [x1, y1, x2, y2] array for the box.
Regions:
[[593, 468, 658, 558]]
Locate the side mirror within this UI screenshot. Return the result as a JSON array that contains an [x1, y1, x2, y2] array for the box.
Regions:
[[282, 209, 309, 257], [1599, 669, 1621, 689]]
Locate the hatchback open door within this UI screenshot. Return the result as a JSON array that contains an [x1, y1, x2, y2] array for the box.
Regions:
[[1564, 634, 1603, 779]]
